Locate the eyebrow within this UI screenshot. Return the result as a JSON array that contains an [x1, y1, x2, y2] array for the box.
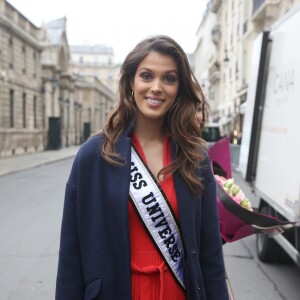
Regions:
[[138, 67, 178, 74]]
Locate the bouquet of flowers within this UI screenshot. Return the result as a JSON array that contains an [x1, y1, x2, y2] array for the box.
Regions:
[[208, 137, 295, 243], [214, 175, 253, 211]]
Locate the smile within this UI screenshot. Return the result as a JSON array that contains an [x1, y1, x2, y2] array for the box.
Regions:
[[145, 97, 163, 105]]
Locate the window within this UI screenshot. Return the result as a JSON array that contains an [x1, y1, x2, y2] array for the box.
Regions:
[[33, 52, 37, 78], [22, 93, 26, 128], [9, 37, 13, 69], [33, 96, 37, 128], [22, 45, 26, 74], [243, 21, 248, 34], [9, 90, 14, 128]]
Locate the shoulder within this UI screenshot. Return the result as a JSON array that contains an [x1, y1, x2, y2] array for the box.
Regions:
[[199, 147, 215, 183], [77, 134, 104, 159], [67, 134, 104, 185]]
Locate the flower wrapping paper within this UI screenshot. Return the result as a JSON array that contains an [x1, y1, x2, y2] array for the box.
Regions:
[[208, 137, 295, 243]]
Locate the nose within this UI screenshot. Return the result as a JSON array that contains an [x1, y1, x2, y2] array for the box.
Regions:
[[151, 79, 162, 94]]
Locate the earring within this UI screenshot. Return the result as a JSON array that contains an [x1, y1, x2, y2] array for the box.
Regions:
[[131, 90, 134, 97]]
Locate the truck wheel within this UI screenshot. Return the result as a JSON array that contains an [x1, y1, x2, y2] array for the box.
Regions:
[[256, 205, 283, 262]]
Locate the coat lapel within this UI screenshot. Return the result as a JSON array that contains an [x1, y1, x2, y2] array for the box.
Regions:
[[105, 120, 135, 213], [171, 141, 197, 248], [106, 135, 132, 213]]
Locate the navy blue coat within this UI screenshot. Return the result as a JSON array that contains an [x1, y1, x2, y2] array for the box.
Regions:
[[55, 126, 229, 300]]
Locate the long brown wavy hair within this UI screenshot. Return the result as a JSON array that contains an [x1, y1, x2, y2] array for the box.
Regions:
[[100, 35, 207, 196]]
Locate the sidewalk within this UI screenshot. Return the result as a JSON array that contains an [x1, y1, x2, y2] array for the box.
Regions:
[[0, 146, 80, 177], [0, 145, 254, 201], [0, 145, 252, 185]]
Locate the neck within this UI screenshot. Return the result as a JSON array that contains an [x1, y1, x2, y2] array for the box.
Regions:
[[135, 117, 166, 144]]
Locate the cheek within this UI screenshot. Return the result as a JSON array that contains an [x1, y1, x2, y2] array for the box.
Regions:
[[195, 113, 202, 123], [167, 85, 179, 99], [132, 76, 144, 91], [168, 95, 177, 107]]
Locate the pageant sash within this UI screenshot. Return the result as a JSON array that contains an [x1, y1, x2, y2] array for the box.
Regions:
[[129, 146, 185, 289]]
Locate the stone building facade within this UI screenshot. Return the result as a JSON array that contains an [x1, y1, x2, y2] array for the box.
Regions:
[[75, 76, 115, 141], [40, 17, 77, 149], [0, 0, 115, 157], [194, 0, 300, 143], [0, 0, 44, 156], [69, 45, 119, 93]]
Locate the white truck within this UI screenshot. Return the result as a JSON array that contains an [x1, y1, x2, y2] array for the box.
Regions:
[[239, 5, 300, 265]]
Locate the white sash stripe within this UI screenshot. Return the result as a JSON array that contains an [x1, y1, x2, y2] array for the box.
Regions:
[[130, 146, 185, 289]]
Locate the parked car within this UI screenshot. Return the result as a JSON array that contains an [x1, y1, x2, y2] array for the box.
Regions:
[[202, 122, 222, 143]]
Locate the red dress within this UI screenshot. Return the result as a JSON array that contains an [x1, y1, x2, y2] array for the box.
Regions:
[[129, 133, 186, 300]]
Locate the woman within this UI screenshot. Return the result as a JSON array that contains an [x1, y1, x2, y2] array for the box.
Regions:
[[55, 35, 229, 300], [194, 84, 209, 131]]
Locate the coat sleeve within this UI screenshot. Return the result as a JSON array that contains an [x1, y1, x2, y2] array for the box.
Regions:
[[199, 153, 229, 300], [55, 157, 84, 300]]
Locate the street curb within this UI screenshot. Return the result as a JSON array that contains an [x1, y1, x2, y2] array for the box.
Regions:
[[0, 154, 76, 177], [0, 148, 79, 177]]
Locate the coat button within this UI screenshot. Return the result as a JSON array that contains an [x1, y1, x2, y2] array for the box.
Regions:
[[191, 249, 196, 256]]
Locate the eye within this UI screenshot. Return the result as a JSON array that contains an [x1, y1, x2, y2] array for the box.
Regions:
[[165, 75, 177, 83], [196, 106, 202, 113], [140, 72, 152, 80]]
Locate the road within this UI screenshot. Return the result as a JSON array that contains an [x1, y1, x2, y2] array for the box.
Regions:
[[0, 159, 71, 300], [0, 159, 299, 299]]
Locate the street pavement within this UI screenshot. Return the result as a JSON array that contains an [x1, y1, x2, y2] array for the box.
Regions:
[[0, 146, 80, 177]]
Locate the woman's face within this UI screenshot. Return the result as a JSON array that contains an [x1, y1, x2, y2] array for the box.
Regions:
[[131, 51, 179, 125], [194, 103, 203, 127]]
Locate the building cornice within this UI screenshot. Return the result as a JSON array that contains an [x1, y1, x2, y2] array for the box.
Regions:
[[75, 78, 114, 99], [0, 14, 42, 50]]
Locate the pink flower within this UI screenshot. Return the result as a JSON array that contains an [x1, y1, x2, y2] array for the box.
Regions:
[[215, 175, 253, 211]]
